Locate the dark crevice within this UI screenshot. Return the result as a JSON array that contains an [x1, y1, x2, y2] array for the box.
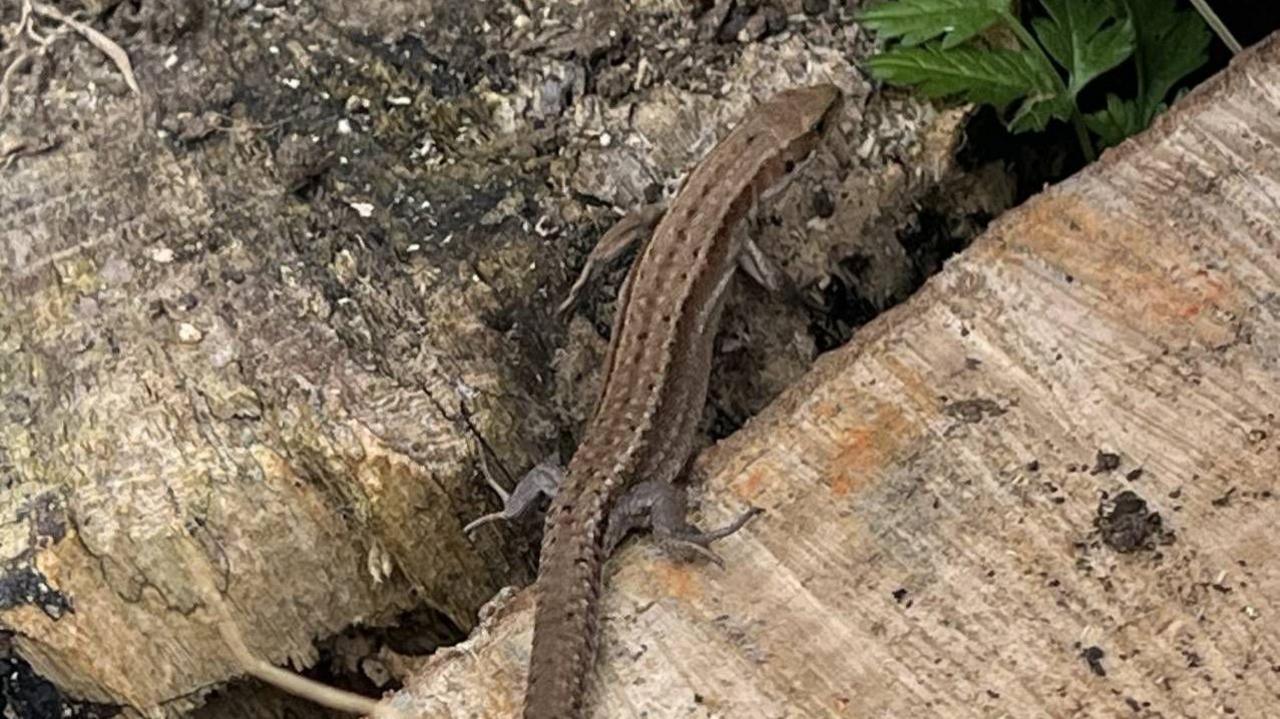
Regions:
[[0, 647, 120, 719], [191, 608, 462, 719]]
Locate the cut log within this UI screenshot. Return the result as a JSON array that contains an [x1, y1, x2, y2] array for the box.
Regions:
[[385, 31, 1280, 719]]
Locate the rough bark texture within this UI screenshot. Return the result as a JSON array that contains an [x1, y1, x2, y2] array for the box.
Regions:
[[386, 31, 1280, 719], [0, 1, 997, 716]]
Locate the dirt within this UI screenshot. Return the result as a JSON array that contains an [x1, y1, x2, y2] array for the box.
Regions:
[[1095, 490, 1176, 554]]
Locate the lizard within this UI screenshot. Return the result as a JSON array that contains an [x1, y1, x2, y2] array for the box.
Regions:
[[467, 83, 842, 718]]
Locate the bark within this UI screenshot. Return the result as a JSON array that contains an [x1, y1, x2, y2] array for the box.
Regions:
[[0, 1, 992, 715], [387, 30, 1280, 719]]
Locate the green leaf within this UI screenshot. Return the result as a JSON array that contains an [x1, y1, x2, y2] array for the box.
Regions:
[[1083, 94, 1147, 147], [866, 45, 1069, 134], [1009, 93, 1075, 133], [1118, 0, 1210, 125], [1032, 0, 1135, 98], [865, 45, 1051, 108], [857, 0, 1011, 49]]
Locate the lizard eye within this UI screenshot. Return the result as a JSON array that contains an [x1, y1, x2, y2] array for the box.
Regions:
[[784, 159, 797, 173]]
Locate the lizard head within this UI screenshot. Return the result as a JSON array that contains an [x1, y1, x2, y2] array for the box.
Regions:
[[754, 83, 842, 201]]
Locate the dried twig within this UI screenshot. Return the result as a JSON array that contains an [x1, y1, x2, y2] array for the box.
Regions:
[[0, 46, 35, 117], [1, 0, 141, 118], [176, 537, 406, 719], [1188, 0, 1243, 55], [29, 1, 140, 94]]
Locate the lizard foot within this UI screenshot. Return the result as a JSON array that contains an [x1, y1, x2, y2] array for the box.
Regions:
[[603, 480, 762, 567], [656, 506, 764, 568]]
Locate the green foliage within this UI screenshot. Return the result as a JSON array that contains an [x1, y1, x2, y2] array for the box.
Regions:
[[857, 0, 1008, 48], [1032, 0, 1134, 98], [858, 0, 1211, 159], [1083, 92, 1147, 147], [863, 45, 1052, 108], [1085, 0, 1211, 148]]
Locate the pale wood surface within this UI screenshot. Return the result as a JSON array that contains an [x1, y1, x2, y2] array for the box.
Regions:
[[387, 31, 1280, 719]]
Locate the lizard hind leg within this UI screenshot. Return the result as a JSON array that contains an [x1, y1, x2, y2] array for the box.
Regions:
[[602, 480, 762, 567], [464, 446, 564, 534], [737, 234, 785, 293]]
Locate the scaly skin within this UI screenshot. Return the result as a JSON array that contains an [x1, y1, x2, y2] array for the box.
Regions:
[[523, 84, 841, 719]]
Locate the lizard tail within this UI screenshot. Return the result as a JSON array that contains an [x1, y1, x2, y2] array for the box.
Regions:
[[523, 495, 607, 719]]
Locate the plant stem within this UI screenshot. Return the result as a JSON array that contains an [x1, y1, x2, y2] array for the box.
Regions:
[[1071, 113, 1097, 162], [1187, 0, 1243, 54], [1118, 0, 1147, 107], [999, 11, 1097, 162]]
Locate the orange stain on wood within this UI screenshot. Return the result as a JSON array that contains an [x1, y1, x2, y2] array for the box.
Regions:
[[1177, 269, 1227, 318], [827, 403, 911, 497], [738, 467, 768, 499], [1001, 194, 1240, 342], [653, 561, 699, 602], [812, 400, 841, 420]]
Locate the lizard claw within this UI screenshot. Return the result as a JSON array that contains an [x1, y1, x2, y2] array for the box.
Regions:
[[654, 505, 764, 567], [463, 511, 510, 535]]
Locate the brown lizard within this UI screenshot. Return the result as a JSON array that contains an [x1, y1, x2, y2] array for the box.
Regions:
[[467, 83, 841, 718]]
